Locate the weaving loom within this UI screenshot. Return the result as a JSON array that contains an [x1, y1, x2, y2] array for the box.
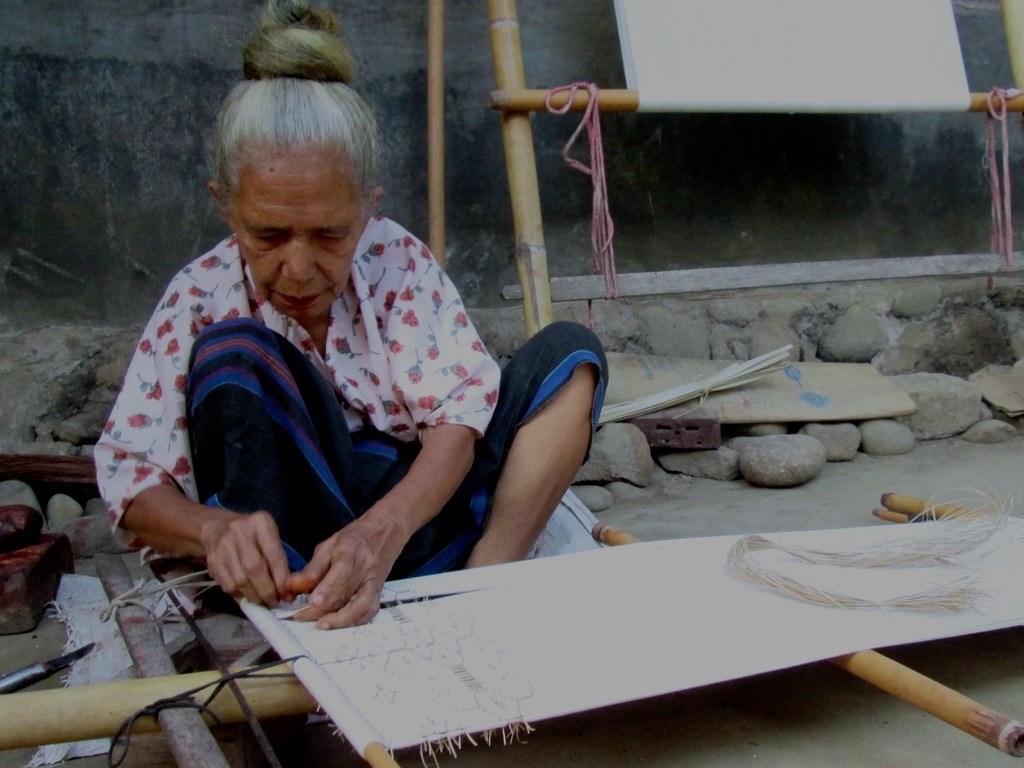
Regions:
[[486, 0, 1024, 335], [242, 510, 1024, 762]]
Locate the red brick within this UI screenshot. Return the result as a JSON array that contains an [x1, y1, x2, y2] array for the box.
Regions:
[[0, 534, 74, 635]]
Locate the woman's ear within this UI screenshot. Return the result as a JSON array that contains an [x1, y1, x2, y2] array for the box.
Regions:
[[208, 181, 230, 219], [369, 185, 385, 214]]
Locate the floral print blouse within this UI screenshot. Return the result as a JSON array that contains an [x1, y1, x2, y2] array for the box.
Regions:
[[94, 216, 500, 546]]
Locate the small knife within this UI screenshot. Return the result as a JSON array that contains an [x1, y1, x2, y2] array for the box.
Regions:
[[0, 642, 95, 694]]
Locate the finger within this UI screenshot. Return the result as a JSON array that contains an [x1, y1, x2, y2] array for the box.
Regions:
[[253, 523, 290, 601], [314, 582, 382, 630]]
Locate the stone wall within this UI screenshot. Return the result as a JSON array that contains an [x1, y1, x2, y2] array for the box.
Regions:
[[3, 271, 1022, 456], [2, 0, 1021, 328]]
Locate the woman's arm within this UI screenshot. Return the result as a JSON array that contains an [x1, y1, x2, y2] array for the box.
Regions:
[[286, 422, 477, 628], [122, 484, 293, 607]]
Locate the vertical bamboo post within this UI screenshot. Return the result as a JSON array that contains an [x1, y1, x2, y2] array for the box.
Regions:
[[487, 0, 554, 337], [427, 0, 446, 267], [1003, 0, 1024, 89]]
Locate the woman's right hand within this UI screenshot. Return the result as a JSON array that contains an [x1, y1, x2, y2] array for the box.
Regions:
[[122, 484, 293, 607], [199, 509, 292, 607]]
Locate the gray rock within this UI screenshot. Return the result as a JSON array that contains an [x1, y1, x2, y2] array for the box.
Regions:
[[85, 497, 110, 518], [60, 514, 132, 558], [891, 285, 942, 318], [659, 447, 740, 480], [891, 373, 982, 439], [961, 419, 1018, 444], [858, 419, 916, 456], [605, 480, 651, 502], [636, 304, 710, 358], [0, 440, 79, 456], [575, 422, 655, 487], [797, 423, 861, 461], [0, 479, 41, 512], [737, 434, 827, 488], [818, 305, 888, 363], [46, 493, 84, 530], [729, 423, 789, 438], [571, 484, 615, 513]]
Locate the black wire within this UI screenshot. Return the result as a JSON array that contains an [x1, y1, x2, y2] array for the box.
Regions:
[[107, 657, 303, 768]]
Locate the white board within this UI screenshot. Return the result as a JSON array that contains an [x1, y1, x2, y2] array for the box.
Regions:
[[613, 0, 971, 112]]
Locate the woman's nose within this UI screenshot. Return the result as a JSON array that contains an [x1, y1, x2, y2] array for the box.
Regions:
[[280, 238, 317, 281]]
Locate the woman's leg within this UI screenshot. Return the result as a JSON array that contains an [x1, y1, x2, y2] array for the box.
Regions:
[[464, 321, 608, 568]]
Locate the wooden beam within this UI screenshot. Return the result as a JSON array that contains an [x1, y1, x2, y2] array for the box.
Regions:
[[0, 669, 315, 751], [502, 252, 1024, 302], [487, 0, 554, 336], [489, 89, 1024, 113], [1003, 0, 1024, 89], [427, 0, 446, 267], [95, 555, 232, 768]]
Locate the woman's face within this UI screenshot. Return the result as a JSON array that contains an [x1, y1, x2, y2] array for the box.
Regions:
[[223, 148, 369, 337]]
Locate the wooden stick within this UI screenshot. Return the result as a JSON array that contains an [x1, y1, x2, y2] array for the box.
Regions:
[[427, 0, 446, 268], [487, 0, 554, 336], [1003, 0, 1024, 90], [0, 668, 316, 751], [0, 453, 97, 488], [95, 555, 232, 768], [871, 508, 910, 524], [364, 741, 402, 768], [831, 649, 1024, 757], [488, 88, 1024, 114], [880, 493, 969, 519], [591, 521, 641, 546], [596, 520, 1024, 756]]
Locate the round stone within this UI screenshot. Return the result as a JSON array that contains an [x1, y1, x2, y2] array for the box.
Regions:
[[859, 419, 916, 456], [737, 434, 827, 488]]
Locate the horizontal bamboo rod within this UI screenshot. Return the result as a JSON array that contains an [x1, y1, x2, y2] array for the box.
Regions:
[[831, 649, 1024, 757], [0, 667, 316, 751], [489, 89, 1024, 114]]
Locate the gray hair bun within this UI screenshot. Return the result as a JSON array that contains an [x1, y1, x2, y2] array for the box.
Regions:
[[243, 0, 357, 83]]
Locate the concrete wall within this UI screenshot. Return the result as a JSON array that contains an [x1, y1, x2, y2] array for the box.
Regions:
[[1, 0, 1021, 330]]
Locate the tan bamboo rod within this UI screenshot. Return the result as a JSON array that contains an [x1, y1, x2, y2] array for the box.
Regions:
[[0, 667, 316, 751], [487, 0, 553, 336], [1004, 0, 1024, 89], [832, 649, 1024, 756], [491, 88, 1024, 114], [427, 0, 446, 267], [593, 521, 1024, 756]]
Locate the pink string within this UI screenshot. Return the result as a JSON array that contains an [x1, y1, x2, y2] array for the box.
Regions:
[[545, 83, 619, 303], [986, 87, 1021, 270]]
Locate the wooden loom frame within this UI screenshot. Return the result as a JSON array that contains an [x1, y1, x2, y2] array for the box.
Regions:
[[487, 0, 1024, 337], [477, 0, 1024, 761]]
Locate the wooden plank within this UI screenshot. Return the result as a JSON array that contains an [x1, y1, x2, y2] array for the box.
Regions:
[[502, 252, 1024, 302], [0, 454, 96, 488], [95, 555, 232, 768]]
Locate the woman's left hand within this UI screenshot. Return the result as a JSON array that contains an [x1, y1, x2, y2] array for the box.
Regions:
[[284, 505, 408, 628]]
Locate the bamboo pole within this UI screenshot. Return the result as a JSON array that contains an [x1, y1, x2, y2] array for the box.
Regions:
[[427, 0, 446, 267], [490, 89, 1024, 114], [487, 0, 553, 337], [880, 493, 970, 520], [0, 668, 316, 751], [95, 555, 232, 768], [1003, 0, 1024, 89], [593, 521, 1024, 756], [832, 650, 1024, 757]]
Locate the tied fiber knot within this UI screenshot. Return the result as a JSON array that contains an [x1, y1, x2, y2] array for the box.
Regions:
[[545, 83, 618, 309], [986, 86, 1022, 270]]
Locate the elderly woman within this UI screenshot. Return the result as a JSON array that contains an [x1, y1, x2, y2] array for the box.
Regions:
[[95, 0, 607, 629]]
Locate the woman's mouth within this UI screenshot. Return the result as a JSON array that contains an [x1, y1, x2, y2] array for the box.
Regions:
[[279, 293, 319, 311]]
